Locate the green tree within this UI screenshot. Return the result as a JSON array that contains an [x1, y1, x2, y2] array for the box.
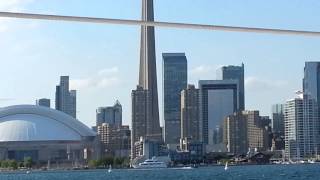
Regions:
[[88, 160, 99, 168], [1, 160, 9, 168], [101, 157, 114, 167], [8, 160, 18, 170], [23, 157, 32, 168], [114, 157, 123, 167]]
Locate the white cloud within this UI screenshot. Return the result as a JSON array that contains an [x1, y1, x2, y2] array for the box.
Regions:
[[0, 0, 37, 34], [98, 67, 119, 75], [190, 65, 214, 75], [70, 67, 121, 90], [0, 0, 34, 10], [245, 76, 288, 91]]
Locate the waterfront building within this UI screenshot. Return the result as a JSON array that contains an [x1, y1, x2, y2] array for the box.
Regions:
[[223, 112, 248, 155], [199, 80, 239, 151], [217, 64, 245, 110], [36, 98, 50, 108], [223, 110, 270, 155], [246, 111, 270, 151], [284, 97, 304, 160], [162, 53, 187, 145], [96, 100, 122, 127], [180, 84, 200, 142], [97, 123, 130, 158], [55, 76, 77, 118]]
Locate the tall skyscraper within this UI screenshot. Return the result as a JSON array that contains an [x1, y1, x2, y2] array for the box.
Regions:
[[271, 104, 285, 135], [162, 53, 187, 144], [55, 76, 77, 118], [181, 85, 200, 142], [131, 86, 150, 159], [217, 64, 245, 110], [284, 97, 304, 160], [303, 62, 320, 157], [69, 90, 77, 119], [199, 80, 239, 149], [96, 100, 122, 127], [36, 98, 50, 108]]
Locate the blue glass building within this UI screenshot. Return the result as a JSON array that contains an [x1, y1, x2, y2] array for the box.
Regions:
[[162, 53, 187, 144], [217, 63, 245, 110]]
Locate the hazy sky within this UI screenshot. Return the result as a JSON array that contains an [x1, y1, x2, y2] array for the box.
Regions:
[[0, 0, 320, 127]]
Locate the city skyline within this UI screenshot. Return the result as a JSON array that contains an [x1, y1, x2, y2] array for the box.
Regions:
[[0, 0, 320, 127]]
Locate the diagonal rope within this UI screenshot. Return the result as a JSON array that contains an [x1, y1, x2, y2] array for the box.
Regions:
[[0, 12, 320, 37]]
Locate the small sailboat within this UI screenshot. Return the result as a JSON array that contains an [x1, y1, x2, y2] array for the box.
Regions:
[[224, 162, 228, 171], [108, 165, 112, 173]]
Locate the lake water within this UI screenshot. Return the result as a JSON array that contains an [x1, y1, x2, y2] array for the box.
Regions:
[[0, 164, 319, 180]]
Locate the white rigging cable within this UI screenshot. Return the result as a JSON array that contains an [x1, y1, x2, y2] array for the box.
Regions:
[[0, 12, 320, 37]]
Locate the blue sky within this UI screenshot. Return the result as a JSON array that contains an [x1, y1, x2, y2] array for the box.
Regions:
[[0, 0, 320, 127]]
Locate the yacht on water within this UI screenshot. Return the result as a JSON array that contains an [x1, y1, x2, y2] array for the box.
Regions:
[[133, 157, 167, 169]]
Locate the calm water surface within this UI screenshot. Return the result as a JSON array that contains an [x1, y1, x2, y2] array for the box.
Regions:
[[0, 164, 319, 180]]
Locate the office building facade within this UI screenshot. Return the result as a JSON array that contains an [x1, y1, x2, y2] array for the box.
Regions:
[[223, 112, 248, 155], [97, 123, 130, 158], [303, 62, 320, 156], [162, 53, 187, 144], [199, 80, 239, 148], [55, 76, 77, 118], [217, 64, 245, 110], [271, 104, 285, 135], [180, 85, 200, 142]]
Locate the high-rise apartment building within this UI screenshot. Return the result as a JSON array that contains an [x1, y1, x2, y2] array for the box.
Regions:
[[96, 100, 122, 127], [284, 97, 304, 160], [55, 76, 77, 118], [223, 112, 247, 155], [246, 111, 270, 151], [181, 85, 200, 142], [223, 110, 270, 155], [97, 123, 131, 158], [217, 64, 245, 110], [162, 53, 187, 144], [131, 86, 151, 159]]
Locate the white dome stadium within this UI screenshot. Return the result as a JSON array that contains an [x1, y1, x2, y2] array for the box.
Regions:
[[0, 105, 96, 142], [0, 105, 97, 163]]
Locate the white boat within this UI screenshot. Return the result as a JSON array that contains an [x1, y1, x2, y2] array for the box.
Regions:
[[133, 157, 167, 169], [308, 159, 315, 164], [108, 165, 112, 173], [224, 162, 228, 171]]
